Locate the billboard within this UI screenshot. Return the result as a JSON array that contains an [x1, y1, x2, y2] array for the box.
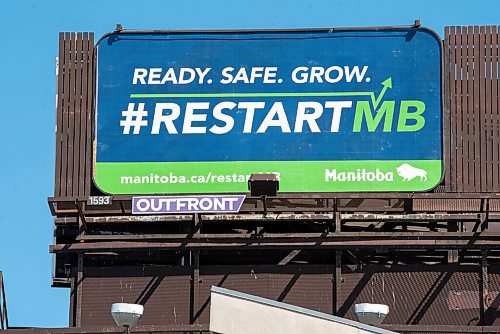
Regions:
[[94, 28, 442, 194]]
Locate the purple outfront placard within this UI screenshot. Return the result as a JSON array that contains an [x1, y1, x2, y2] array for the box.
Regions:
[[132, 195, 246, 214]]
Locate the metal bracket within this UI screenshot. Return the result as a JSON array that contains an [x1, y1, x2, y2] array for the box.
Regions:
[[75, 200, 88, 233]]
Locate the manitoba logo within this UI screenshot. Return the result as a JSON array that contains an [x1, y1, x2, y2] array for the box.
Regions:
[[396, 164, 428, 181], [325, 168, 393, 182]]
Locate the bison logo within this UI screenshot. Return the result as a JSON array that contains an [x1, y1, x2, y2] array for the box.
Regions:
[[396, 164, 427, 181]]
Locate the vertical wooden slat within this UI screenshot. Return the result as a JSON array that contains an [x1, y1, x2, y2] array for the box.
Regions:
[[479, 27, 487, 192], [455, 26, 462, 192], [462, 27, 476, 191], [443, 26, 452, 192], [461, 26, 468, 192], [85, 33, 95, 196], [54, 33, 65, 197], [450, 26, 458, 192], [67, 33, 77, 196], [72, 33, 83, 196], [485, 27, 493, 191], [493, 27, 500, 190], [460, 27, 471, 191], [78, 33, 89, 195], [472, 26, 481, 192], [61, 33, 72, 197], [462, 27, 478, 191], [460, 27, 468, 191], [462, 27, 477, 191], [454, 26, 461, 192]]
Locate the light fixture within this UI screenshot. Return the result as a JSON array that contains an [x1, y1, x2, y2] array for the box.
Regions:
[[248, 173, 279, 197], [111, 303, 144, 333], [354, 303, 389, 326]]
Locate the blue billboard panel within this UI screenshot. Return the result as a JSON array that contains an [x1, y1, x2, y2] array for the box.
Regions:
[[95, 28, 443, 194]]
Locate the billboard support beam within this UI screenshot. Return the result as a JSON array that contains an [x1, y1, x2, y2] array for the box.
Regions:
[[75, 200, 88, 234], [333, 250, 342, 315], [479, 250, 489, 325], [75, 253, 84, 327], [190, 250, 200, 324]]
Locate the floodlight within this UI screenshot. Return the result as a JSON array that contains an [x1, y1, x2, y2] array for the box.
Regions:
[[354, 303, 389, 326], [248, 173, 279, 197], [111, 303, 144, 332]]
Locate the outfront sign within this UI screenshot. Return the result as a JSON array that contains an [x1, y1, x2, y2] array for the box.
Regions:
[[95, 28, 443, 194], [132, 195, 246, 214]]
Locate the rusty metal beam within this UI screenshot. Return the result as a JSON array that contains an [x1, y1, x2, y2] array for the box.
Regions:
[[86, 215, 194, 223], [47, 193, 500, 203], [54, 212, 500, 227], [75, 232, 500, 242], [3, 324, 210, 334], [202, 213, 334, 221], [75, 254, 83, 327], [278, 250, 302, 265], [480, 250, 489, 325], [333, 250, 342, 315], [50, 237, 500, 253], [190, 250, 200, 324], [47, 193, 500, 216], [342, 213, 481, 221], [384, 324, 500, 333]]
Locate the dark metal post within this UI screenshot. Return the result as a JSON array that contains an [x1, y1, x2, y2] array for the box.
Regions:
[[75, 200, 88, 235], [75, 253, 84, 327], [333, 250, 342, 315], [480, 250, 489, 325], [190, 250, 201, 324]]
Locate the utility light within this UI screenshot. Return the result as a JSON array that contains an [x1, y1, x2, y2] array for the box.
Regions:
[[248, 173, 279, 197], [354, 303, 389, 326], [111, 303, 144, 333]]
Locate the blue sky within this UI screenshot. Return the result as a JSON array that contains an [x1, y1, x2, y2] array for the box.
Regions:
[[0, 0, 498, 328]]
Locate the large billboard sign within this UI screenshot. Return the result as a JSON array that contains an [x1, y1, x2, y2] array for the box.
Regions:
[[94, 28, 442, 194]]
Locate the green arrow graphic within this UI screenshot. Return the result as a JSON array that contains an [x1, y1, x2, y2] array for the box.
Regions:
[[129, 78, 393, 108], [373, 77, 392, 109]]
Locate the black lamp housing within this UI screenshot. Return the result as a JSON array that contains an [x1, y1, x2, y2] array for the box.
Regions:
[[248, 173, 279, 197]]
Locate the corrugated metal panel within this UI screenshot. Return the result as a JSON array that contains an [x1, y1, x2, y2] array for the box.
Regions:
[[412, 199, 482, 212], [338, 199, 404, 212], [339, 266, 480, 326], [486, 266, 500, 326], [419, 271, 480, 326], [79, 266, 191, 327], [195, 265, 332, 324], [490, 200, 500, 212], [269, 271, 332, 314], [73, 264, 494, 328], [340, 271, 442, 324]]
